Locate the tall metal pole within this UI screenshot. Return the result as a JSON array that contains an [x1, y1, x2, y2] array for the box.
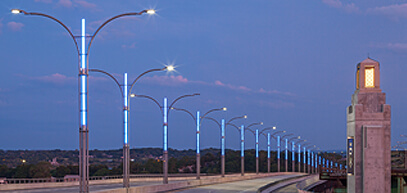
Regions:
[[196, 111, 201, 179], [163, 97, 168, 184], [311, 151, 314, 174], [298, 144, 301, 172], [221, 119, 225, 177], [267, 132, 271, 173], [285, 138, 288, 172], [240, 125, 245, 176], [123, 73, 129, 188], [79, 19, 89, 193], [277, 136, 281, 172], [255, 129, 259, 175], [308, 149, 311, 174], [303, 147, 306, 173], [292, 141, 295, 172]]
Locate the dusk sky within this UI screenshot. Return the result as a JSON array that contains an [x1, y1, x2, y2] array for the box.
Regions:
[[0, 0, 406, 151]]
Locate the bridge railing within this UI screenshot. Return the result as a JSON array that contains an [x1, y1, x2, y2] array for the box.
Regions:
[[0, 173, 210, 184]]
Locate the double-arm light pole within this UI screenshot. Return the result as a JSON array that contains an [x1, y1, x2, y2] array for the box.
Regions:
[[171, 107, 227, 179], [131, 93, 199, 184], [88, 66, 173, 188], [12, 8, 155, 193], [188, 114, 247, 177]]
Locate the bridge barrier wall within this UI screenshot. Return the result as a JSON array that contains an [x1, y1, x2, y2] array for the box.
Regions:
[[0, 174, 211, 191], [296, 174, 325, 193], [94, 172, 297, 193]]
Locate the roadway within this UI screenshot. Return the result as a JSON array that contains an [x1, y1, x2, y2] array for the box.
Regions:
[[169, 174, 302, 193], [2, 181, 165, 193]]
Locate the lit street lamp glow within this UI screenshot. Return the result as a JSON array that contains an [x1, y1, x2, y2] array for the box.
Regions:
[[11, 9, 21, 14], [146, 9, 156, 15]]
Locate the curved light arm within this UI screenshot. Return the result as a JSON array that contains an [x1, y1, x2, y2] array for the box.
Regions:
[[281, 133, 294, 139], [12, 9, 79, 56], [168, 93, 200, 112], [226, 115, 247, 125], [203, 117, 222, 128], [131, 94, 162, 112], [200, 107, 226, 120], [270, 130, 285, 137], [89, 69, 123, 96], [245, 128, 256, 136], [128, 67, 166, 94], [227, 123, 241, 133], [86, 10, 154, 67], [246, 122, 263, 130], [259, 126, 276, 135], [171, 107, 196, 123], [288, 136, 300, 141]]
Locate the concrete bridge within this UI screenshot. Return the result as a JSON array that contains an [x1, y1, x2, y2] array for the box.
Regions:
[[0, 172, 324, 193]]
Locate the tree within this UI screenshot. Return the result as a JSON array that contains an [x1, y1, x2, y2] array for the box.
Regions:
[[29, 162, 51, 178]]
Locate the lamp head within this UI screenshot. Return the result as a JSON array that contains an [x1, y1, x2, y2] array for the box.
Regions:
[[166, 65, 175, 72], [146, 9, 156, 15], [11, 9, 22, 14], [260, 122, 263, 125], [273, 126, 276, 130], [130, 94, 136, 98], [243, 115, 247, 119], [222, 107, 227, 111]]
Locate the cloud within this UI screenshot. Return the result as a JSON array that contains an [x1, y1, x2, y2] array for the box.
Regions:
[[322, 0, 359, 13], [19, 73, 107, 86], [7, 22, 24, 32], [371, 42, 407, 52], [143, 75, 294, 97], [58, 0, 72, 7], [122, 42, 137, 49], [143, 75, 190, 86], [74, 0, 97, 9], [34, 0, 53, 3], [366, 4, 407, 20], [0, 19, 3, 35]]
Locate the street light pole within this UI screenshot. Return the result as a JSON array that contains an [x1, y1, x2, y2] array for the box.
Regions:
[[13, 9, 156, 193], [258, 127, 277, 173], [171, 107, 227, 179], [255, 129, 259, 175], [203, 116, 247, 177], [133, 93, 200, 184], [89, 67, 170, 188], [241, 124, 245, 176], [281, 133, 293, 172]]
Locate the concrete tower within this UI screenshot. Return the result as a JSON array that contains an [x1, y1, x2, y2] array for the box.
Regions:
[[346, 58, 391, 193]]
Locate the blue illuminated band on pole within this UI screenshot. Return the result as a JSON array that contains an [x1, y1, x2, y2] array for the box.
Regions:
[[285, 138, 288, 160], [292, 142, 295, 161], [267, 133, 270, 159], [255, 129, 259, 158], [221, 119, 225, 156], [163, 98, 168, 151], [298, 144, 301, 164], [240, 125, 244, 157], [196, 111, 200, 154], [277, 136, 280, 159], [123, 73, 128, 144], [80, 19, 87, 126], [303, 147, 306, 164]]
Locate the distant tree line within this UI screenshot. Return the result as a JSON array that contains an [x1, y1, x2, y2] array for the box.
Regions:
[[0, 149, 344, 178]]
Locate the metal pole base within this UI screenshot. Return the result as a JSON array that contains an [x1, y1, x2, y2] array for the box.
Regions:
[[285, 159, 288, 172], [163, 151, 168, 184], [241, 156, 244, 176], [123, 144, 130, 188], [256, 157, 259, 175], [221, 155, 225, 177], [278, 158, 280, 172], [196, 153, 200, 180], [267, 158, 270, 173], [79, 127, 89, 193]]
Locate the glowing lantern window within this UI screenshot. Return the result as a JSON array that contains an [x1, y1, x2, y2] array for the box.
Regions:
[[365, 67, 374, 88]]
